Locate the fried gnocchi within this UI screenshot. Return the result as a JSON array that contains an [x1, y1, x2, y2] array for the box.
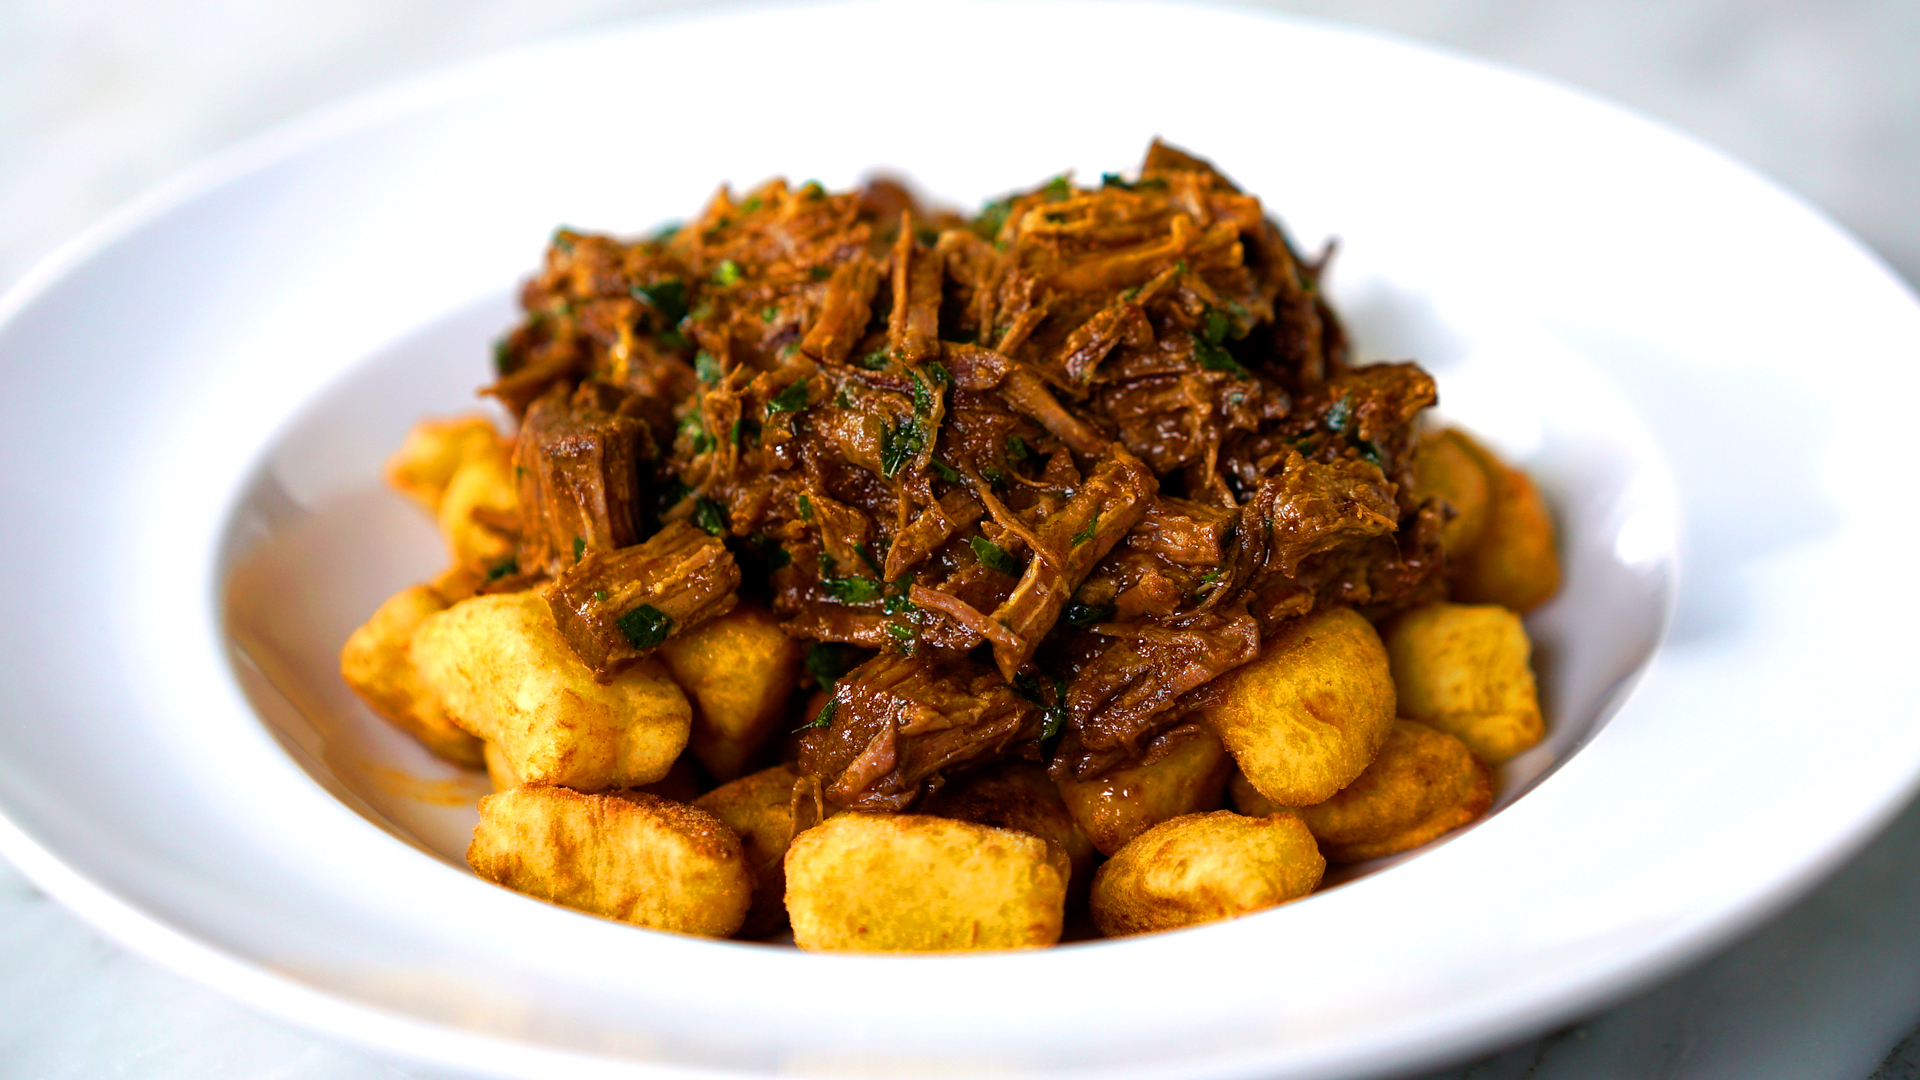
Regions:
[[784, 813, 1067, 951], [469, 785, 751, 937], [412, 591, 691, 790], [345, 146, 1567, 946], [1384, 602, 1544, 765], [1090, 811, 1324, 937], [1200, 607, 1397, 807]]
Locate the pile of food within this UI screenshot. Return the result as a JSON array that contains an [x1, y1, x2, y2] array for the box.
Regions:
[[341, 142, 1560, 948]]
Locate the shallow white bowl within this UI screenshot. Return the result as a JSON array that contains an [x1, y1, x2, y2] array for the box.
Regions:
[[1, 3, 1917, 1078]]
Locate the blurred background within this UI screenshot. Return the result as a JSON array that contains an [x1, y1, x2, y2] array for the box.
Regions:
[[1, 1, 1916, 1078]]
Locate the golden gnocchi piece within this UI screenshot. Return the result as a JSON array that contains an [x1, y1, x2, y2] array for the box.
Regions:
[[1226, 767, 1279, 818], [1384, 602, 1543, 765], [469, 784, 751, 937], [339, 582, 484, 768], [1199, 607, 1397, 807], [657, 604, 804, 781], [1412, 428, 1492, 560], [1294, 720, 1492, 862], [1446, 431, 1560, 613], [1090, 810, 1325, 937], [435, 434, 518, 567], [784, 813, 1066, 952], [694, 762, 808, 937], [412, 591, 690, 790], [1056, 723, 1231, 856], [384, 415, 504, 514], [926, 759, 1096, 903]]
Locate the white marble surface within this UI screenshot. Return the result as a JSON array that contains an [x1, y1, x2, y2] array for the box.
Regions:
[[1, 2, 1917, 1078]]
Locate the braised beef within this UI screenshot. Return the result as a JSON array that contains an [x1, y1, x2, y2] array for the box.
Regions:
[[482, 142, 1448, 796], [545, 521, 740, 680]]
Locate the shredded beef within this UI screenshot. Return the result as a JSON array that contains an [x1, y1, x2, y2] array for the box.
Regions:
[[485, 141, 1448, 796]]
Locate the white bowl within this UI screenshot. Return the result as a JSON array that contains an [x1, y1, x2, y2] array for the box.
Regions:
[[2, 4, 1917, 1078]]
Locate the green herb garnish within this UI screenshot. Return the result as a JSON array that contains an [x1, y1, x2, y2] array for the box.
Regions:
[[593, 589, 609, 602], [931, 458, 963, 484], [797, 696, 836, 732], [821, 573, 884, 604], [484, 557, 518, 582], [1043, 175, 1072, 201], [880, 415, 925, 478], [908, 368, 933, 414], [693, 497, 726, 536], [797, 493, 814, 520], [1062, 600, 1113, 628], [632, 278, 688, 326], [1202, 308, 1233, 346], [714, 259, 743, 286], [768, 378, 810, 414], [860, 348, 891, 370], [572, 536, 586, 562], [1071, 511, 1099, 546], [970, 535, 1022, 576], [614, 604, 673, 649], [1005, 434, 1029, 462], [804, 642, 866, 688], [974, 196, 1014, 240], [1195, 340, 1250, 378], [694, 351, 722, 386]]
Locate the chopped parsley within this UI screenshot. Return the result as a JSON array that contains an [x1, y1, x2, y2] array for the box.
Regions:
[[1043, 175, 1072, 201], [797, 696, 836, 732], [860, 347, 892, 370], [768, 378, 810, 414], [694, 351, 722, 386], [1195, 340, 1250, 379], [821, 573, 884, 604], [797, 493, 814, 520], [970, 535, 1022, 576], [930, 458, 964, 484], [974, 196, 1014, 240], [631, 278, 688, 326], [880, 415, 925, 478], [491, 338, 511, 377], [885, 622, 915, 643], [761, 306, 778, 323], [680, 411, 713, 454], [809, 265, 832, 281], [592, 589, 609, 602], [1062, 600, 1113, 628], [614, 604, 673, 650], [1071, 511, 1099, 546], [882, 580, 915, 616], [693, 497, 726, 536], [484, 557, 518, 582], [572, 536, 586, 562], [1005, 434, 1029, 462], [907, 368, 934, 414], [804, 642, 866, 688], [713, 259, 743, 286]]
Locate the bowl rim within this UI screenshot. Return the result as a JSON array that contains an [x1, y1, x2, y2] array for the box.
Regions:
[[4, 4, 1919, 1079]]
